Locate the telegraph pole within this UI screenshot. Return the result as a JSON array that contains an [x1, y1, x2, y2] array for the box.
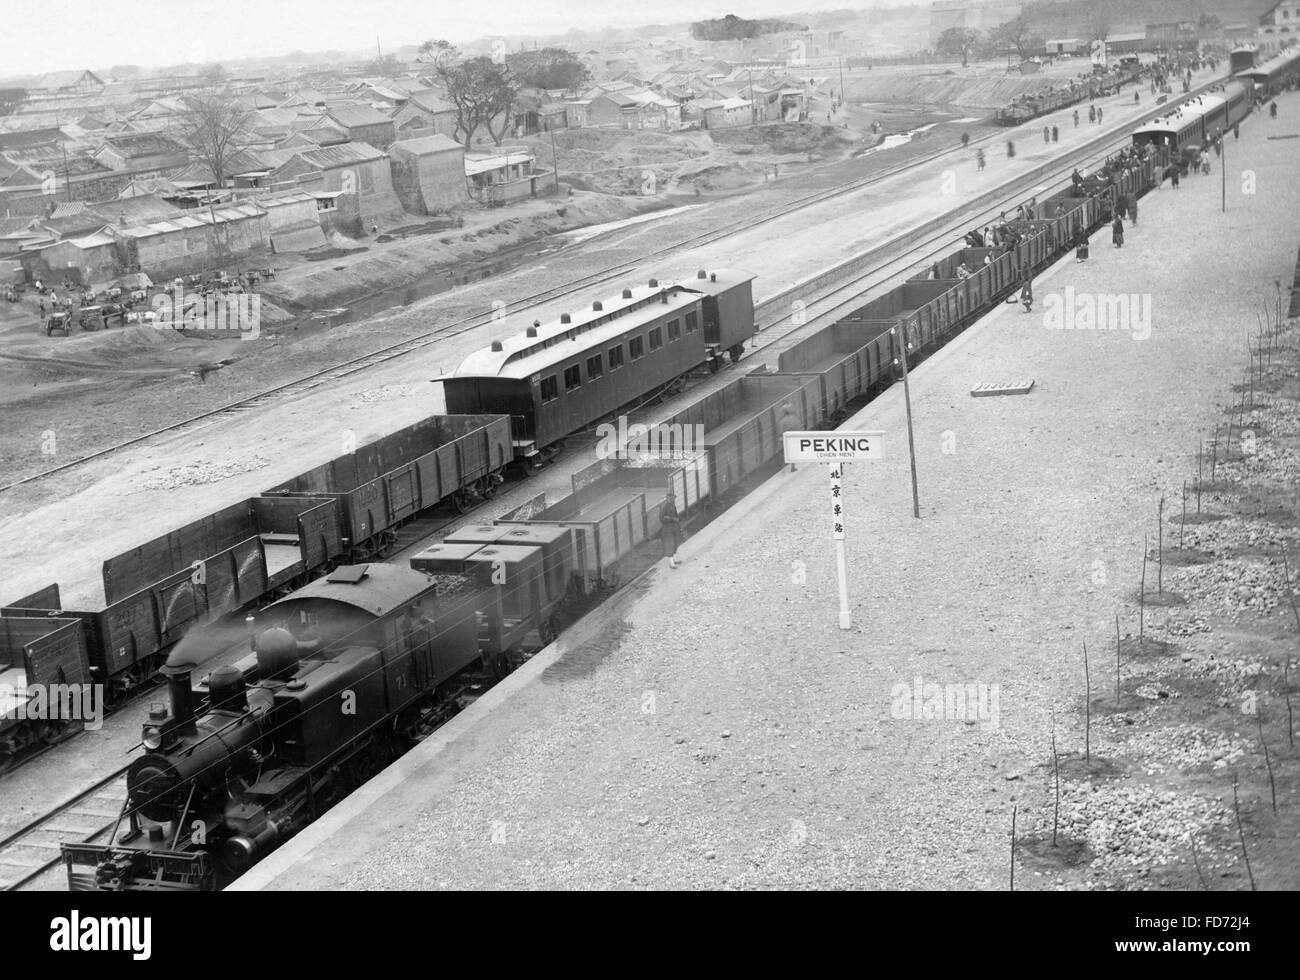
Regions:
[[893, 322, 921, 518], [549, 125, 560, 192], [1220, 127, 1226, 213], [839, 57, 845, 102], [748, 68, 756, 124]]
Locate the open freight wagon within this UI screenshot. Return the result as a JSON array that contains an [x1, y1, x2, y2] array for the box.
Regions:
[[263, 414, 512, 560]]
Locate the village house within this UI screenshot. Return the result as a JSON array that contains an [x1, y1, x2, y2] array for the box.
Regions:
[[92, 133, 189, 173], [392, 89, 460, 141], [587, 91, 640, 127], [464, 148, 550, 206], [266, 140, 403, 227], [388, 134, 468, 214], [113, 202, 270, 279], [316, 104, 397, 148]]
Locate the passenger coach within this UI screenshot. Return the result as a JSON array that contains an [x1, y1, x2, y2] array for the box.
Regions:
[[1130, 82, 1251, 157], [443, 270, 755, 469]]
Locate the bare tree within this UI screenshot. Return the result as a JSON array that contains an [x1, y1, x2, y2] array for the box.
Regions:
[[936, 27, 982, 68], [175, 91, 252, 188]]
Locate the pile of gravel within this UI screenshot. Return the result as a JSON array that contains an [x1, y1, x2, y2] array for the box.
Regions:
[[143, 455, 269, 490]]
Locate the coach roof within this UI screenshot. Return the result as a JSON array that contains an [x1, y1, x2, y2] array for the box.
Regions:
[[450, 268, 752, 381]]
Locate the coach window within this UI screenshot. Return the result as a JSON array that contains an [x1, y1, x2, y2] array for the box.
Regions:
[[667, 318, 681, 342], [587, 353, 603, 379], [540, 375, 558, 403], [649, 327, 663, 351], [630, 336, 644, 360], [685, 311, 699, 333], [609, 345, 625, 370], [564, 364, 582, 391]]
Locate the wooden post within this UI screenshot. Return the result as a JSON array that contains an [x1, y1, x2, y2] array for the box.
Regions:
[[1181, 481, 1187, 550], [1139, 534, 1147, 643], [1115, 613, 1121, 701], [1196, 441, 1203, 514], [1009, 805, 1017, 891], [1083, 640, 1091, 762], [1158, 495, 1165, 594], [894, 323, 921, 520]]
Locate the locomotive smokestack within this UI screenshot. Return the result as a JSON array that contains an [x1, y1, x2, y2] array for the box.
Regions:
[[164, 665, 197, 735]]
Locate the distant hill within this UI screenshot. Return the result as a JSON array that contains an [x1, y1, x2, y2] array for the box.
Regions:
[[690, 14, 810, 42]]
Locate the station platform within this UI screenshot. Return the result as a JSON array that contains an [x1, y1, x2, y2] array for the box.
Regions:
[[231, 97, 1300, 891]]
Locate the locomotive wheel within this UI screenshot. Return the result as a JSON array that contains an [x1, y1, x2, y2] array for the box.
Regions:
[[452, 489, 472, 513]]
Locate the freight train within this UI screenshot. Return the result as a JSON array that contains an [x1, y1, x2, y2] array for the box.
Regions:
[[56, 138, 1178, 890], [2, 273, 756, 774]]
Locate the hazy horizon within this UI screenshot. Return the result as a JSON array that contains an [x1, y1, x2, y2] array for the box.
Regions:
[[0, 0, 921, 78]]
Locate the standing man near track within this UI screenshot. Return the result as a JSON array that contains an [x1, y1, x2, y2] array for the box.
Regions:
[[660, 491, 681, 568]]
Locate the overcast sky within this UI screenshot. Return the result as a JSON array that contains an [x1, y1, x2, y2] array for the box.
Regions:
[[1, 0, 904, 76]]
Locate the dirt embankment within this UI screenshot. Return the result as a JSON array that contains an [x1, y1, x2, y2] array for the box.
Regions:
[[517, 123, 856, 198], [259, 192, 662, 311], [847, 63, 1102, 110]]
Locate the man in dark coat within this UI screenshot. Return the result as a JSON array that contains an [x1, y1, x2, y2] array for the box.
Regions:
[[660, 491, 681, 568], [1112, 215, 1124, 248]]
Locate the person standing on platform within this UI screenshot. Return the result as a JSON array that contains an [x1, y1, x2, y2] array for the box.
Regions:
[[1043, 125, 1050, 143], [1089, 104, 1096, 123], [1170, 165, 1180, 189], [1075, 227, 1090, 263], [1097, 107, 1103, 124], [1020, 276, 1033, 312], [961, 131, 970, 148], [1052, 125, 1059, 142], [1007, 140, 1016, 158], [976, 148, 986, 170], [1112, 215, 1124, 248], [1128, 193, 1138, 226], [1234, 123, 1240, 139], [660, 491, 680, 568], [1073, 109, 1080, 127]]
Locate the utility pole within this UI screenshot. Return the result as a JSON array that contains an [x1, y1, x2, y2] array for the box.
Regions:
[[1220, 126, 1226, 213], [59, 139, 72, 204], [839, 57, 845, 103], [376, 36, 382, 59], [748, 68, 756, 125], [893, 322, 921, 518], [549, 125, 560, 192]]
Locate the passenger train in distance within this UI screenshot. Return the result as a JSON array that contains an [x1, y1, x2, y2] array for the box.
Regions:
[[1231, 45, 1300, 96], [1129, 80, 1253, 159]]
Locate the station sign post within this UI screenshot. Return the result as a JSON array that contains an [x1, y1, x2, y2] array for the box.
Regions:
[[782, 431, 885, 630]]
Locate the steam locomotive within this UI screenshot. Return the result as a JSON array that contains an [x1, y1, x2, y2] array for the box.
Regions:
[[63, 538, 573, 890]]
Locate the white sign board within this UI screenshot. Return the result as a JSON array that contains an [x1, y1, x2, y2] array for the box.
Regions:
[[783, 431, 885, 464]]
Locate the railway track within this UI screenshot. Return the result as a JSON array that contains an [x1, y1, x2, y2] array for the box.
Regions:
[[0, 766, 128, 890], [0, 81, 1220, 495]]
